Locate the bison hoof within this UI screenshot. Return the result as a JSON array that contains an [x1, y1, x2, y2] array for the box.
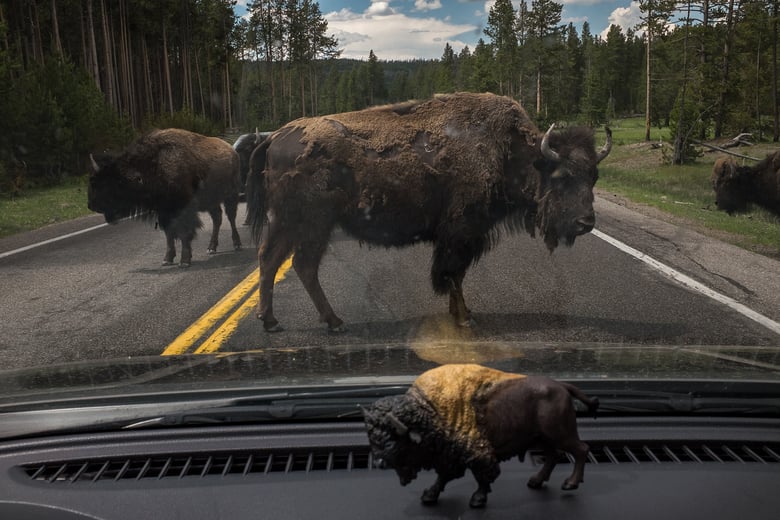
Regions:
[[327, 324, 347, 334], [207, 248, 217, 255], [259, 318, 283, 333], [527, 477, 545, 489], [234, 244, 242, 251], [457, 318, 476, 328], [561, 481, 579, 491], [179, 262, 191, 268], [162, 260, 176, 266], [469, 493, 487, 509]]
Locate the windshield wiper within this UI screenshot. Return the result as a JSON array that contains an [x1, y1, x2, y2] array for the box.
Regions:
[[580, 389, 780, 416], [0, 385, 408, 440]]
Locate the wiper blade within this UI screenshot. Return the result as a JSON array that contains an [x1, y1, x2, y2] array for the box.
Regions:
[[0, 385, 407, 440], [581, 390, 780, 416]]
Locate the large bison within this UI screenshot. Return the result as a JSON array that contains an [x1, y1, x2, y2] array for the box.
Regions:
[[711, 153, 780, 217], [362, 364, 599, 508], [88, 128, 242, 267], [247, 92, 611, 331]]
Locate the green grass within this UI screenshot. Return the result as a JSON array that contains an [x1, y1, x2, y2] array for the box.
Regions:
[[0, 177, 92, 238], [597, 119, 780, 257]]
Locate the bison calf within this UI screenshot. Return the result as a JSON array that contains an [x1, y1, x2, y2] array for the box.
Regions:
[[363, 364, 598, 508]]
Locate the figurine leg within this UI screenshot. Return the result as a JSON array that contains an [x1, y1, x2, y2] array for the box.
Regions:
[[421, 475, 448, 505], [468, 459, 499, 508], [561, 440, 590, 490], [527, 447, 558, 489]]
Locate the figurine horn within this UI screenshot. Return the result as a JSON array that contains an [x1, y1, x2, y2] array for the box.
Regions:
[[386, 412, 408, 436]]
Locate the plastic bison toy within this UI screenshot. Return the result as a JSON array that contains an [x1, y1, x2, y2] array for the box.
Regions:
[[362, 364, 599, 508]]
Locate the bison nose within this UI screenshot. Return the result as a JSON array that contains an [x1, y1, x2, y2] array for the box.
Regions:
[[373, 458, 387, 469], [576, 213, 595, 234]]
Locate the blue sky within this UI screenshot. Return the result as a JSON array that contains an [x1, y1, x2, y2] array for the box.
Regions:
[[235, 0, 643, 60]]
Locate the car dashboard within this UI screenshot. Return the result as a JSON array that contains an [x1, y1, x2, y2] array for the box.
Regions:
[[1, 415, 779, 519]]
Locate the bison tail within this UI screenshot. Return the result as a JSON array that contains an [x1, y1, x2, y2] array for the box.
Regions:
[[246, 138, 271, 245], [563, 383, 600, 419]]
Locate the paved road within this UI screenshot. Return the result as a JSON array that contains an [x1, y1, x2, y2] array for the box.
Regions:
[[0, 197, 778, 371]]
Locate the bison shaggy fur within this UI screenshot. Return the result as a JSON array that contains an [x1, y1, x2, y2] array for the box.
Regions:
[[363, 364, 599, 508], [247, 92, 611, 332], [88, 128, 242, 267], [711, 153, 780, 217]]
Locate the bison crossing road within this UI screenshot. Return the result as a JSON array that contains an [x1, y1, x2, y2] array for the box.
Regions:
[[246, 92, 612, 332], [88, 128, 243, 267]]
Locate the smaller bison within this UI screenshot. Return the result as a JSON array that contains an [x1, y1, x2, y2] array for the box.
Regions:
[[711, 153, 780, 217], [363, 364, 599, 508], [88, 128, 242, 267]]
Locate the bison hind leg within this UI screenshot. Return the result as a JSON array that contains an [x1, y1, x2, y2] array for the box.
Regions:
[[527, 447, 558, 490], [223, 196, 242, 250]]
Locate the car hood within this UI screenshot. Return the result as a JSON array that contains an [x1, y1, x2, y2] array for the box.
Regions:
[[1, 342, 779, 408]]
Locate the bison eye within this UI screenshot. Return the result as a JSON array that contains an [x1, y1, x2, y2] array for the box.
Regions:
[[384, 440, 396, 450]]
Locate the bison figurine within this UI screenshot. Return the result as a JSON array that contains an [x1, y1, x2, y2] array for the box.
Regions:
[[247, 92, 612, 332], [711, 153, 780, 217], [362, 364, 599, 508], [88, 128, 243, 267]]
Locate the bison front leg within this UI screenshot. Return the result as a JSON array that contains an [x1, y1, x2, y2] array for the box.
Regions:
[[468, 458, 500, 508], [432, 235, 481, 327], [420, 475, 448, 505], [162, 228, 177, 266]]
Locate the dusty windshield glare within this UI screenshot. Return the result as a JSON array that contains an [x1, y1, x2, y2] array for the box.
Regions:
[[0, 0, 779, 405]]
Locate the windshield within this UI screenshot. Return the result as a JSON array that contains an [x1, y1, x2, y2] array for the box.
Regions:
[[1, 0, 779, 418]]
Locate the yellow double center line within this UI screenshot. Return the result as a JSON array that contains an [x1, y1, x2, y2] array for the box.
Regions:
[[161, 257, 293, 356]]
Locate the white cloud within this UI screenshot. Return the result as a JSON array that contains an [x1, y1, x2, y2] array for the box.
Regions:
[[602, 1, 643, 38], [414, 0, 443, 11], [366, 1, 396, 16], [325, 9, 478, 60]]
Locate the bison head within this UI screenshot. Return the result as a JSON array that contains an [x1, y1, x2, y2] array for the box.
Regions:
[[362, 396, 428, 486], [88, 154, 145, 224], [711, 157, 750, 214], [533, 125, 611, 251]]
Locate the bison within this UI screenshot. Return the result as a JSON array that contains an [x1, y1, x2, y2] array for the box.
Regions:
[[247, 92, 611, 331], [362, 364, 599, 508], [88, 128, 242, 267], [711, 153, 780, 217], [232, 129, 273, 191]]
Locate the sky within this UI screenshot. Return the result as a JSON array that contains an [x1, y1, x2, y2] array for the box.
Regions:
[[235, 0, 643, 61]]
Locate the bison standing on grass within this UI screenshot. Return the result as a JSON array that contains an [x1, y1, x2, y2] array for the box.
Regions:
[[362, 364, 599, 508], [88, 128, 242, 267], [711, 153, 780, 217], [247, 92, 611, 332]]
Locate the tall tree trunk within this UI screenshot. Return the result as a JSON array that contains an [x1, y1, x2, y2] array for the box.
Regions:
[[645, 30, 651, 142], [100, 0, 116, 110], [86, 0, 101, 89], [773, 0, 779, 142], [162, 21, 173, 115], [714, 0, 735, 138], [51, 0, 63, 59]]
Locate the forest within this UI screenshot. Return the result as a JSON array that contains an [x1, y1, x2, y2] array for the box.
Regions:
[[1, 0, 779, 194]]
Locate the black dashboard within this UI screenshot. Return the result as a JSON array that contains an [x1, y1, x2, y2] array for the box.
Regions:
[[1, 415, 779, 519]]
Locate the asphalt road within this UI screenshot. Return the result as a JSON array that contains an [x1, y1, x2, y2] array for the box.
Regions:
[[0, 197, 778, 371]]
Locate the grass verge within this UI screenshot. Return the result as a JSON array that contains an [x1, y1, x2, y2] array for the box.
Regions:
[[0, 177, 92, 238]]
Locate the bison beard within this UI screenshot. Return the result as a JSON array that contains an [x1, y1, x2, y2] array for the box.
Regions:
[[247, 93, 610, 331], [363, 364, 599, 508]]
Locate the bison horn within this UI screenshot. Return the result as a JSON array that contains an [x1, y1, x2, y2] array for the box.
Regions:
[[597, 127, 613, 164], [89, 154, 100, 173], [386, 412, 408, 436], [541, 124, 561, 162]]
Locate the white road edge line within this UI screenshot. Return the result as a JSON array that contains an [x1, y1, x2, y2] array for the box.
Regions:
[[0, 223, 108, 260], [592, 228, 780, 337]]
